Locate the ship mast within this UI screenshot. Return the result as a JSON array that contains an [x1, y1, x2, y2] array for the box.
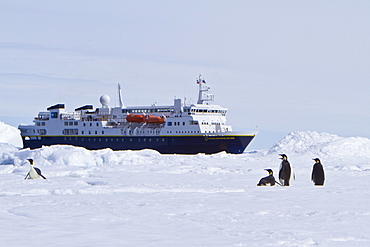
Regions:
[[118, 83, 125, 108], [196, 75, 214, 104]]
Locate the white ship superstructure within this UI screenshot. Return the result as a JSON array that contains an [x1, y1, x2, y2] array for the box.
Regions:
[[19, 76, 256, 154]]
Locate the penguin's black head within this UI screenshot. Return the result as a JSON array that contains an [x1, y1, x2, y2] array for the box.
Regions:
[[279, 154, 288, 160], [27, 159, 34, 165], [313, 158, 320, 163], [264, 169, 273, 175]]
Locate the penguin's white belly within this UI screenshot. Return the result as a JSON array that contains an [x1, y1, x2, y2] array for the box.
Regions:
[[29, 167, 40, 179]]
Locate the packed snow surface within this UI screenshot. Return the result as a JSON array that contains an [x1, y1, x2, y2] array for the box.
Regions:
[[1, 125, 370, 246]]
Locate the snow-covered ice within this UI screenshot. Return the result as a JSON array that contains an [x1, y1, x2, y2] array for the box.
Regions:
[[1, 122, 370, 246]]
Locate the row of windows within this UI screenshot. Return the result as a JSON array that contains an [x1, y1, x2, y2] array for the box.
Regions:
[[66, 130, 160, 136], [167, 121, 218, 126], [38, 121, 98, 127], [188, 109, 227, 114], [64, 122, 79, 126], [122, 108, 172, 113], [61, 122, 100, 127], [166, 131, 200, 134], [83, 122, 99, 127], [167, 122, 186, 126], [62, 137, 166, 142]]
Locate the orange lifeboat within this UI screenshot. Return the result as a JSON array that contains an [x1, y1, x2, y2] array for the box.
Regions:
[[126, 114, 145, 123], [145, 115, 165, 124]]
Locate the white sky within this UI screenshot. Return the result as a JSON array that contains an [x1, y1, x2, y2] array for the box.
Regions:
[[1, 0, 369, 149]]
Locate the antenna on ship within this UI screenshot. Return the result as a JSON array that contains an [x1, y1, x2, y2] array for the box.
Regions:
[[196, 74, 214, 104], [118, 83, 125, 108]]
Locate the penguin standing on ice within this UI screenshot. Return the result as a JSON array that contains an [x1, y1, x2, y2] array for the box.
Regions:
[[257, 169, 277, 186], [24, 159, 46, 180], [312, 158, 325, 186], [278, 154, 293, 186]]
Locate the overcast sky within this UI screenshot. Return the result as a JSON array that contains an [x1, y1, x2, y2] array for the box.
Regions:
[[1, 0, 369, 149]]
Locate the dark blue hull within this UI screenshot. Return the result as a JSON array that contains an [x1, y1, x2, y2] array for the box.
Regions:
[[21, 135, 255, 154]]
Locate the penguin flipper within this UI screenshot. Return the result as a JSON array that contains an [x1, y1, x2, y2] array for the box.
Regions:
[[35, 167, 46, 179]]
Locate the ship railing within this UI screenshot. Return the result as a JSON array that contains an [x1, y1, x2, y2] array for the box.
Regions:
[[60, 113, 81, 121]]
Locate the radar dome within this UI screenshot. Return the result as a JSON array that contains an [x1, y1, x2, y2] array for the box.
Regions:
[[100, 94, 110, 108]]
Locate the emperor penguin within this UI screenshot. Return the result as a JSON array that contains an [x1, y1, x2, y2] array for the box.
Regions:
[[24, 159, 46, 180], [278, 154, 294, 186], [312, 158, 325, 186], [257, 169, 276, 186]]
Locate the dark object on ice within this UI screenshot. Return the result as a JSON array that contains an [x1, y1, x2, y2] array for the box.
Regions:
[[278, 154, 293, 186], [24, 159, 46, 180], [257, 169, 276, 186], [311, 158, 325, 186]]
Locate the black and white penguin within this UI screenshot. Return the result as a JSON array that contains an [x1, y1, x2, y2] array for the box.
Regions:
[[278, 154, 294, 186], [24, 159, 46, 180], [311, 158, 325, 186], [257, 169, 276, 186]]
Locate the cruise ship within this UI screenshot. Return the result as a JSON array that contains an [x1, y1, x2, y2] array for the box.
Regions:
[[18, 76, 257, 154]]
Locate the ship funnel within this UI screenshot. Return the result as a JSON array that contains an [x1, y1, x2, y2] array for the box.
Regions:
[[118, 83, 125, 108]]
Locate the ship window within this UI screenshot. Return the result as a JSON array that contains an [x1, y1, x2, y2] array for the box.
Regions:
[[64, 122, 68, 126], [69, 122, 73, 126], [168, 122, 172, 126], [63, 129, 78, 135], [36, 122, 40, 126], [102, 131, 104, 134], [83, 123, 86, 127], [74, 122, 78, 126], [90, 123, 92, 127], [96, 123, 99, 126], [51, 112, 58, 118], [42, 122, 46, 126], [183, 122, 185, 126], [82, 131, 84, 134], [95, 131, 97, 134]]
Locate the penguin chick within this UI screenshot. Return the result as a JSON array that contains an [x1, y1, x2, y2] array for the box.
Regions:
[[278, 154, 292, 186], [25, 159, 46, 180], [312, 158, 325, 186], [257, 169, 276, 186]]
